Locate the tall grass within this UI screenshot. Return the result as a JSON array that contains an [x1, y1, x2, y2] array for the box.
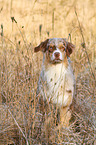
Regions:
[[0, 0, 96, 144]]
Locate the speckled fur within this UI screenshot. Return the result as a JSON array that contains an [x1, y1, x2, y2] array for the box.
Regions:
[[34, 38, 75, 127]]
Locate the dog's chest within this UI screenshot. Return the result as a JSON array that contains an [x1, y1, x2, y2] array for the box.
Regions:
[[40, 63, 74, 106], [44, 64, 66, 92]]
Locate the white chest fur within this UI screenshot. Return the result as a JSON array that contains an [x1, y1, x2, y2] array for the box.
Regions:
[[38, 63, 74, 107]]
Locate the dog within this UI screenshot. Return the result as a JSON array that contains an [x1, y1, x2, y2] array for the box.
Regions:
[[34, 38, 75, 127]]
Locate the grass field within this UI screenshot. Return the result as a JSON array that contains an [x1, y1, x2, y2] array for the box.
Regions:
[[0, 0, 96, 144]]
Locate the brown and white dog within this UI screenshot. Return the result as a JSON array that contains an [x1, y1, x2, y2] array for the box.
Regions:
[[34, 38, 75, 127]]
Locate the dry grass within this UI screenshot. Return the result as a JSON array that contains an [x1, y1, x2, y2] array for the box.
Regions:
[[0, 0, 96, 144]]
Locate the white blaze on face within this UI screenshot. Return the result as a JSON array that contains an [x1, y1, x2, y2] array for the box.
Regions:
[[51, 48, 63, 61]]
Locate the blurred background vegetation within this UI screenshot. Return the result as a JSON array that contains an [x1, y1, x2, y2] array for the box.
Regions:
[[0, 0, 96, 144]]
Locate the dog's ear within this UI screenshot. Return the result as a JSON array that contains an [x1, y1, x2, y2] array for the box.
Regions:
[[66, 42, 75, 57], [34, 39, 49, 52]]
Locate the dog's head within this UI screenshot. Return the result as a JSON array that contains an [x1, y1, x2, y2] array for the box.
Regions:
[[34, 38, 75, 64]]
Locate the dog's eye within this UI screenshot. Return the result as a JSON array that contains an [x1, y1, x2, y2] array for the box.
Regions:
[[48, 46, 53, 52], [60, 46, 65, 51]]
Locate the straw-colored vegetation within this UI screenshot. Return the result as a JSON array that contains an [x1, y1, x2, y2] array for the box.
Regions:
[[0, 0, 96, 144]]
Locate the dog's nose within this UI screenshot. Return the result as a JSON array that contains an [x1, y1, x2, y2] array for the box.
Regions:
[[54, 52, 60, 58]]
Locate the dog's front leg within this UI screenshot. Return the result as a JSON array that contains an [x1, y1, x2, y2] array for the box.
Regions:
[[60, 106, 71, 127]]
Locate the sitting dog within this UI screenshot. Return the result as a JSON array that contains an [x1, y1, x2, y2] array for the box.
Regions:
[[34, 38, 75, 127]]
